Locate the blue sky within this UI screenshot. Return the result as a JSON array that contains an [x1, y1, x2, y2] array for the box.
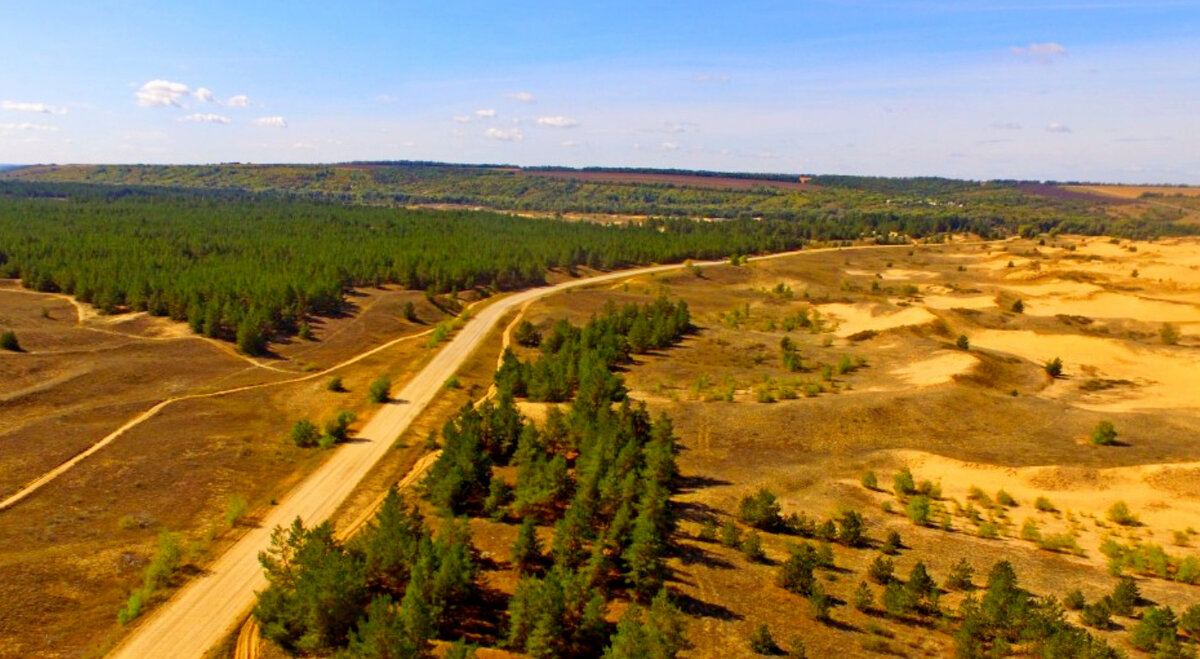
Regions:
[[2, 1, 1199, 182]]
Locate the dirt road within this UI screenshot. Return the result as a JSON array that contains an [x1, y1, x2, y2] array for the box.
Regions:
[[106, 243, 942, 659]]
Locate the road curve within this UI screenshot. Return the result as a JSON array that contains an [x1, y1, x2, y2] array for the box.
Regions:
[[106, 242, 934, 659]]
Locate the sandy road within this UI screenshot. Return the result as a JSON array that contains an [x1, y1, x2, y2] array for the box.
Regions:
[[106, 242, 945, 659]]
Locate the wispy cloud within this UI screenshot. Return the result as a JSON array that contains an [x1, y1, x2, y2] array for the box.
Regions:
[[484, 127, 523, 142], [1046, 122, 1072, 133], [560, 140, 577, 148], [293, 141, 316, 150], [507, 91, 535, 103], [193, 87, 217, 103], [137, 80, 192, 107], [475, 108, 496, 118], [1, 100, 66, 115], [694, 73, 730, 84], [536, 116, 578, 128], [0, 122, 58, 133], [991, 121, 1023, 130], [660, 141, 679, 151], [179, 113, 231, 124], [253, 116, 287, 127], [453, 114, 472, 123], [1011, 42, 1067, 63], [226, 95, 250, 108]]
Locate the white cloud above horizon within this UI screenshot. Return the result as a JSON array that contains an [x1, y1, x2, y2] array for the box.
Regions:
[[253, 116, 287, 127], [2, 100, 66, 115], [484, 127, 523, 142], [1011, 42, 1067, 63], [0, 122, 58, 133], [137, 80, 192, 107], [226, 95, 250, 108], [507, 91, 535, 103], [1047, 122, 1072, 133], [475, 108, 496, 118], [179, 113, 231, 124], [536, 116, 578, 128]]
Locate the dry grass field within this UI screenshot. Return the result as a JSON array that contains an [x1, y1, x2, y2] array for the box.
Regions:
[[0, 283, 472, 658], [477, 236, 1200, 657]]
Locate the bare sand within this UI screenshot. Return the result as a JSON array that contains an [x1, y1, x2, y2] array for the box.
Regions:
[[968, 329, 1200, 412], [817, 302, 938, 338], [890, 351, 978, 386]]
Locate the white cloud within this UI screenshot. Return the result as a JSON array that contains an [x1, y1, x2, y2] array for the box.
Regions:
[[559, 140, 577, 148], [253, 116, 288, 127], [507, 91, 535, 103], [2, 100, 65, 115], [484, 127, 523, 142], [694, 73, 730, 84], [453, 114, 472, 123], [293, 142, 316, 150], [179, 113, 231, 124], [226, 95, 250, 108], [536, 116, 578, 128], [475, 108, 496, 118], [991, 121, 1022, 130], [136, 80, 191, 107], [1011, 42, 1067, 63], [660, 141, 679, 151], [1046, 122, 1072, 133], [193, 87, 217, 103], [0, 122, 58, 133]]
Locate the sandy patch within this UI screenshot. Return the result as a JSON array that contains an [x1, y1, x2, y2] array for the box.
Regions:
[[889, 449, 1200, 543], [922, 294, 995, 310], [890, 351, 978, 386], [1002, 281, 1106, 298], [1018, 291, 1200, 324], [817, 303, 937, 338], [968, 329, 1200, 412], [516, 401, 559, 425], [844, 269, 938, 281]]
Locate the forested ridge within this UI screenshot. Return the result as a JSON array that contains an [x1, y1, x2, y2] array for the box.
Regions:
[[0, 182, 794, 353], [5, 163, 1193, 235]]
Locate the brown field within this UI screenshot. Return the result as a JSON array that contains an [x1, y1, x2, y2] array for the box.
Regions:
[[472, 235, 1200, 657], [1065, 184, 1200, 200], [0, 282, 471, 658], [520, 169, 820, 192]]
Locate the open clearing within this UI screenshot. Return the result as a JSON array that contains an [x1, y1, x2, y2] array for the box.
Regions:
[[0, 282, 461, 658], [485, 234, 1200, 657]]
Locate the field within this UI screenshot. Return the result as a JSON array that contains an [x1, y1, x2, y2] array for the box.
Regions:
[[520, 169, 820, 192], [475, 234, 1200, 657], [0, 279, 482, 658], [1065, 185, 1200, 200]]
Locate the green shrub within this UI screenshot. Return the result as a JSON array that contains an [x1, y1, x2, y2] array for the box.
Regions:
[[443, 375, 461, 390], [853, 581, 875, 612], [861, 470, 878, 491], [893, 468, 916, 497], [1034, 496, 1057, 513], [1090, 420, 1118, 446], [1161, 323, 1181, 346], [323, 410, 356, 443], [1063, 589, 1085, 611], [742, 530, 767, 562], [905, 496, 931, 526], [1011, 299, 1024, 313], [290, 419, 320, 447], [367, 374, 391, 403], [738, 488, 783, 531], [0, 330, 20, 352], [956, 335, 970, 350], [945, 558, 974, 591], [868, 555, 894, 585], [1109, 576, 1139, 616], [1044, 357, 1063, 377], [749, 624, 780, 655], [224, 495, 248, 528], [326, 376, 345, 392], [719, 520, 742, 548], [995, 489, 1017, 507], [1107, 501, 1139, 527], [880, 529, 901, 555]]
